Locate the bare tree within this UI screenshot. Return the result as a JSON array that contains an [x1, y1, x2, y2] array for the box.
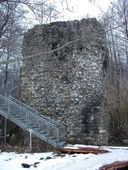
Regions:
[[101, 0, 128, 143], [0, 0, 24, 86], [0, 0, 61, 86]]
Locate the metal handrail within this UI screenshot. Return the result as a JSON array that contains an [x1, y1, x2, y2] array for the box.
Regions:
[[0, 94, 63, 129], [0, 93, 65, 147], [0, 79, 65, 148], [9, 95, 65, 129], [9, 95, 39, 114], [0, 78, 19, 96]]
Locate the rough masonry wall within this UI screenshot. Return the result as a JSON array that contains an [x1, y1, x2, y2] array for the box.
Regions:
[[21, 18, 109, 145]]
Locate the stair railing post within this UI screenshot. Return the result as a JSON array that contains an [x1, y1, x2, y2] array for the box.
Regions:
[[46, 123, 50, 142], [4, 118, 7, 144], [26, 111, 29, 128], [16, 79, 19, 98], [8, 96, 11, 118], [19, 105, 22, 120], [57, 128, 59, 146], [29, 129, 33, 152]]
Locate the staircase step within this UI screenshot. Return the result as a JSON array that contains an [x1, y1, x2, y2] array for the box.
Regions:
[[11, 116, 27, 123], [12, 115, 21, 118], [16, 118, 26, 122], [49, 136, 57, 140], [29, 123, 36, 127], [0, 107, 8, 111], [42, 133, 48, 137], [11, 113, 19, 116], [51, 138, 59, 143], [33, 128, 47, 135], [32, 127, 42, 131], [0, 104, 4, 106], [0, 110, 8, 114], [29, 125, 38, 129], [38, 129, 46, 134], [0, 91, 65, 148], [58, 141, 66, 147]]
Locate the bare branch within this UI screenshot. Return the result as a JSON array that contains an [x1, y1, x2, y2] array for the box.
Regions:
[[0, 38, 81, 65]]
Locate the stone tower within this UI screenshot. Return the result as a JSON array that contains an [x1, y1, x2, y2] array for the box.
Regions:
[[21, 18, 109, 145]]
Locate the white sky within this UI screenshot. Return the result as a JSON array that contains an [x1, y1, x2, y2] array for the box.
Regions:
[[25, 0, 116, 27], [56, 0, 115, 21]]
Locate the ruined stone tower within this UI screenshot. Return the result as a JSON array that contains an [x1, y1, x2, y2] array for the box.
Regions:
[[21, 18, 109, 145]]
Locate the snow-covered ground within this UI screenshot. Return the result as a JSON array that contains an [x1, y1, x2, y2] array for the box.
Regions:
[[0, 145, 128, 170]]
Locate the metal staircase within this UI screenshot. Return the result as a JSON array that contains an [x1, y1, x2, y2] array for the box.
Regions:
[[0, 79, 65, 148]]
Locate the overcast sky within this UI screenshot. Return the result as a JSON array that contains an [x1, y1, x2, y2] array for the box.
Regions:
[[26, 0, 116, 27], [57, 0, 115, 21]]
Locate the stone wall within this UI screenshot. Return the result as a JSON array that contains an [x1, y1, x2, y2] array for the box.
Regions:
[[21, 18, 109, 145]]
